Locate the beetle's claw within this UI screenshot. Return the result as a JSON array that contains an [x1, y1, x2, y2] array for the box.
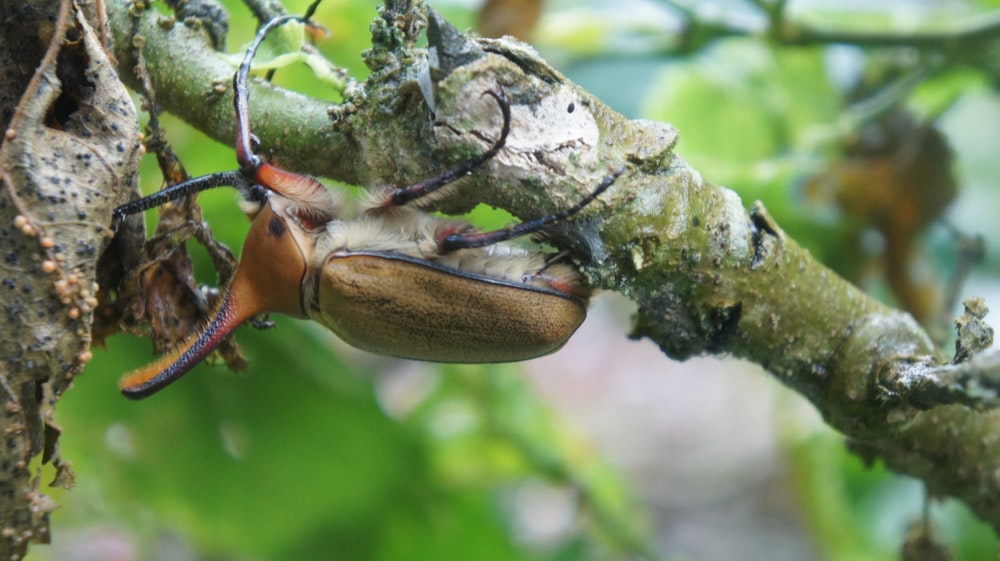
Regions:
[[249, 314, 275, 330]]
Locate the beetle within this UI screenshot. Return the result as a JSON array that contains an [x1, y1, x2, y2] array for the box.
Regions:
[[114, 14, 624, 399]]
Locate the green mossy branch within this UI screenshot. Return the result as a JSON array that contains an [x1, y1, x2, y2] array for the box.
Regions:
[[98, 0, 1000, 538]]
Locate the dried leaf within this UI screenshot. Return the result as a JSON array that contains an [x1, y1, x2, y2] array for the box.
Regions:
[[0, 0, 141, 556]]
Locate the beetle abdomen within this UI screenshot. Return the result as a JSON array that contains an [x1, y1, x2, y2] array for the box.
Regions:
[[311, 252, 587, 363]]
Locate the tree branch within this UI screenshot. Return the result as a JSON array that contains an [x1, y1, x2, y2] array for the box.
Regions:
[[102, 0, 1000, 535]]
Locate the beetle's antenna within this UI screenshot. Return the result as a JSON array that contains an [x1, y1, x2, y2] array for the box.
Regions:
[[385, 89, 512, 207], [437, 166, 625, 252]]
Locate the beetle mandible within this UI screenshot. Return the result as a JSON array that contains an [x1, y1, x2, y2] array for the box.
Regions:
[[114, 14, 624, 399]]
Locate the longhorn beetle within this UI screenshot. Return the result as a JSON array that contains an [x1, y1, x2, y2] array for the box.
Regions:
[[114, 14, 624, 399]]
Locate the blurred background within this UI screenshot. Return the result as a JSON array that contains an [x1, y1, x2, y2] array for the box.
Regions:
[[33, 0, 1000, 559]]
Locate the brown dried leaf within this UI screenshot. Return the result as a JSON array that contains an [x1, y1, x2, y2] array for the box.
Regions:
[[0, 0, 141, 557]]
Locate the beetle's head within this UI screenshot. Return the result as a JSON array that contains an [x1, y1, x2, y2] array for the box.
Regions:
[[234, 194, 316, 318], [118, 194, 317, 399]]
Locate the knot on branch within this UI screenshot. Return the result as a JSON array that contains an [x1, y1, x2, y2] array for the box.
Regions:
[[876, 299, 1000, 411], [954, 296, 994, 363]]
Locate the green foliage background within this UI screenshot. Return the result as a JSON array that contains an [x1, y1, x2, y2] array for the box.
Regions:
[[31, 1, 1000, 560]]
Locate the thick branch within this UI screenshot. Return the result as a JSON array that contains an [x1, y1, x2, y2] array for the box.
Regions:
[[103, 0, 1000, 533]]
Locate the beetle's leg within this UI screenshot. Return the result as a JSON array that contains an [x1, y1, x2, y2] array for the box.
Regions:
[[112, 171, 260, 231], [232, 15, 297, 176], [519, 253, 591, 298], [230, 14, 338, 221], [436, 167, 625, 253], [382, 89, 512, 208], [248, 315, 275, 330], [112, 17, 317, 226]]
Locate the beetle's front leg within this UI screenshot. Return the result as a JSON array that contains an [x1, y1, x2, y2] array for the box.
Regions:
[[248, 315, 275, 330]]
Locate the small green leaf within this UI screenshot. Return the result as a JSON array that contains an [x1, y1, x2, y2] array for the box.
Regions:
[[226, 20, 347, 93]]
